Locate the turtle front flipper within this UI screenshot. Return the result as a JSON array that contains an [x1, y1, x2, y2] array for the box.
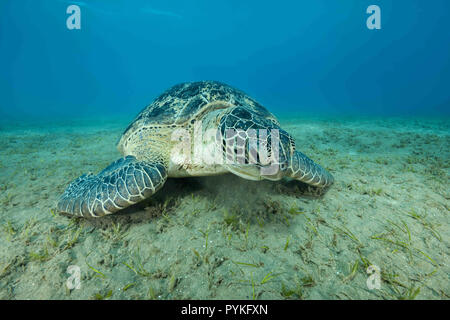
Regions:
[[57, 155, 167, 217], [288, 150, 334, 187]]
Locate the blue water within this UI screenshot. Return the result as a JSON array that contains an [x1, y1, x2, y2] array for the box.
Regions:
[[0, 0, 449, 120]]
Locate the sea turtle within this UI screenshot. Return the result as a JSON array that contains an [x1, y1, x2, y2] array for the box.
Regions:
[[57, 81, 334, 217]]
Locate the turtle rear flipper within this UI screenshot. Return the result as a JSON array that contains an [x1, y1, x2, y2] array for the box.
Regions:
[[57, 156, 167, 217]]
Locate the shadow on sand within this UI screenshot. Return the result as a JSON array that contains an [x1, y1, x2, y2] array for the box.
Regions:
[[62, 173, 331, 229]]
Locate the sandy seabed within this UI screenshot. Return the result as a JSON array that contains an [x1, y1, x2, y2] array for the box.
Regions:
[[0, 115, 448, 299]]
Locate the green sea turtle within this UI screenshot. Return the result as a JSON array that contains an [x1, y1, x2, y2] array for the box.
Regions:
[[57, 81, 333, 217]]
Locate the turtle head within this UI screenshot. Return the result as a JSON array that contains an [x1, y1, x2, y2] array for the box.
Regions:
[[258, 128, 295, 179]]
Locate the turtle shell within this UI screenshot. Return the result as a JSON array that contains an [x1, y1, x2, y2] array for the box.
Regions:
[[120, 81, 276, 136]]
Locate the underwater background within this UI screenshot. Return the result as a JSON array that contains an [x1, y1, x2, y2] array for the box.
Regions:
[[1, 0, 450, 120], [0, 0, 449, 300]]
